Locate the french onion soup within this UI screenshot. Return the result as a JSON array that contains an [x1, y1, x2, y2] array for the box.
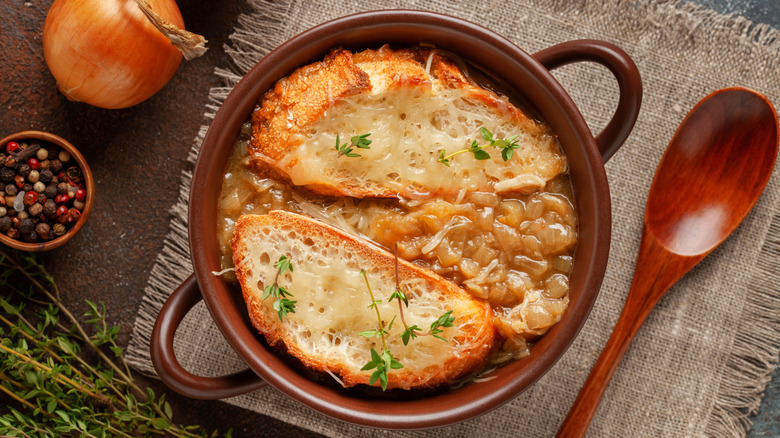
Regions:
[[217, 45, 577, 390]]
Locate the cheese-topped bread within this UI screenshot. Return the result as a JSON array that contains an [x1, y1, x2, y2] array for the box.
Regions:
[[249, 45, 567, 199], [231, 210, 499, 390]]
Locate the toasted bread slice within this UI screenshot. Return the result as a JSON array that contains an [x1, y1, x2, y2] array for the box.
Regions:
[[249, 45, 567, 199], [231, 210, 499, 390]]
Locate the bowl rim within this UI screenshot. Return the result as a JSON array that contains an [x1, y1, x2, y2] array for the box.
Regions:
[[0, 130, 95, 252], [188, 9, 613, 429]]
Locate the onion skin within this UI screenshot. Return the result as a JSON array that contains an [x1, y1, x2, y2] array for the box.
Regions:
[[43, 0, 185, 109]]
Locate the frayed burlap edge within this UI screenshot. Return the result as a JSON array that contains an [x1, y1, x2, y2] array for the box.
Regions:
[[126, 1, 780, 436]]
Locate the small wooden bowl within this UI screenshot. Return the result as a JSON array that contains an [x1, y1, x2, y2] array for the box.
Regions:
[[0, 131, 95, 252]]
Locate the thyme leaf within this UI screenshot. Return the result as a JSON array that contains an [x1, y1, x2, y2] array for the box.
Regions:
[[263, 255, 296, 321], [335, 132, 372, 158]]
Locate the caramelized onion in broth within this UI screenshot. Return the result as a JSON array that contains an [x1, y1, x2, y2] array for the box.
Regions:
[[218, 121, 578, 364]]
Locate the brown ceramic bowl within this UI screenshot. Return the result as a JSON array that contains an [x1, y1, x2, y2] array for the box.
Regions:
[[0, 131, 94, 252], [150, 10, 641, 429]]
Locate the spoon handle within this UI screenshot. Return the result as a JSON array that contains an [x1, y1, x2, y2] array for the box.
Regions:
[[555, 287, 654, 438], [556, 227, 701, 438]]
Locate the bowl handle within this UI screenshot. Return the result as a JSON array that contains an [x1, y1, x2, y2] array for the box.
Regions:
[[150, 274, 267, 399], [532, 40, 642, 163]]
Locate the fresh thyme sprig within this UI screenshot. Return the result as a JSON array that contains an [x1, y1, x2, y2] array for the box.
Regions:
[[389, 245, 455, 345], [335, 133, 372, 158], [262, 255, 296, 321], [358, 248, 456, 391], [0, 248, 223, 437], [358, 270, 403, 391], [437, 127, 521, 166]]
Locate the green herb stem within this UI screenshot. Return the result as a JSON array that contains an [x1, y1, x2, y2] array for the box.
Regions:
[[0, 343, 109, 407], [360, 269, 387, 352], [0, 379, 44, 415], [0, 312, 116, 400], [0, 250, 214, 438], [5, 255, 146, 402], [438, 148, 474, 163]]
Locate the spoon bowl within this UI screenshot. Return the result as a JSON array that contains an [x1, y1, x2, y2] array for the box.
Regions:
[[557, 87, 778, 437], [647, 88, 778, 256]]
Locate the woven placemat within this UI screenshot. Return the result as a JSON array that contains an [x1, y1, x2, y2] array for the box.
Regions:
[[127, 0, 780, 436]]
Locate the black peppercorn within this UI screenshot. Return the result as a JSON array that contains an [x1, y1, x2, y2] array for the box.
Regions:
[[0, 216, 11, 232], [17, 163, 31, 178], [5, 184, 18, 196], [40, 159, 50, 170], [57, 182, 69, 195], [43, 199, 56, 217], [19, 217, 34, 234], [39, 169, 53, 183], [21, 231, 38, 243], [0, 167, 14, 183], [50, 159, 63, 174], [44, 184, 58, 199]]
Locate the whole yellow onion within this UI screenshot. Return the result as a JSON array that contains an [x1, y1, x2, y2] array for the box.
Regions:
[[43, 0, 205, 109]]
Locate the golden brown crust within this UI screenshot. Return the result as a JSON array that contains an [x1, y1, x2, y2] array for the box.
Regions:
[[250, 48, 370, 165], [231, 211, 499, 390]]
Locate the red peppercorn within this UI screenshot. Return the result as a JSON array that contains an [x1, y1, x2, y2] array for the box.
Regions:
[[13, 175, 25, 189], [23, 191, 38, 206], [27, 158, 40, 170], [55, 205, 68, 217], [55, 194, 68, 205], [68, 208, 81, 223], [6, 141, 19, 153], [75, 188, 86, 201]]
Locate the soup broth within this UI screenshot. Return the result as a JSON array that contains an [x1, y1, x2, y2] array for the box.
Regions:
[[218, 120, 577, 364]]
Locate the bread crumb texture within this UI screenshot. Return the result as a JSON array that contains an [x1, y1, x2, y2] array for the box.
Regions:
[[231, 211, 498, 390]]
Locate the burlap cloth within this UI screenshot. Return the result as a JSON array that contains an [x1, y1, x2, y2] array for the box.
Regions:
[[126, 0, 780, 436]]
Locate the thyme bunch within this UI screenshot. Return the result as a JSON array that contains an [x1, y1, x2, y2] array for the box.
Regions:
[[0, 248, 224, 437], [0, 249, 231, 437]]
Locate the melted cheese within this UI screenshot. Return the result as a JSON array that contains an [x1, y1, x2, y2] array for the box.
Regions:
[[236, 220, 488, 387], [276, 81, 566, 198]]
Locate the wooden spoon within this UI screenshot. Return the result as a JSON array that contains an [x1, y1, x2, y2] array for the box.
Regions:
[[557, 87, 779, 438]]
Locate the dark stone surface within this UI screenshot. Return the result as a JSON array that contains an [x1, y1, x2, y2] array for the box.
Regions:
[[0, 1, 314, 436], [0, 1, 777, 437]]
